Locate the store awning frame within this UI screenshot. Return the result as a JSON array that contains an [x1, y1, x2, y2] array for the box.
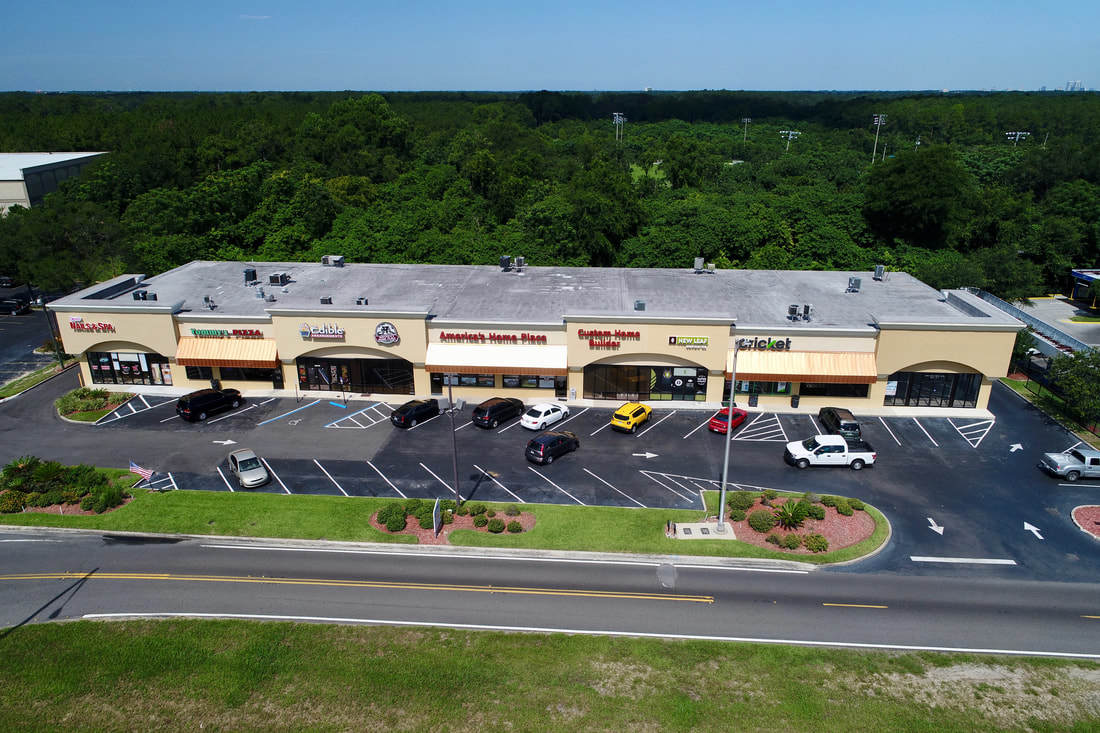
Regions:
[[727, 350, 877, 384], [175, 337, 279, 369], [424, 343, 568, 376]]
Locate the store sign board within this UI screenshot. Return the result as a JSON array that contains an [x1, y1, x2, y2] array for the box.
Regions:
[[440, 331, 548, 344], [189, 328, 263, 338], [577, 328, 640, 349], [375, 322, 400, 345], [299, 322, 345, 340], [69, 317, 115, 333], [669, 336, 708, 350], [736, 337, 792, 351]]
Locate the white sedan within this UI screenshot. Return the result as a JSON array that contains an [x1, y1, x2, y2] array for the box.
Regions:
[[520, 403, 569, 430]]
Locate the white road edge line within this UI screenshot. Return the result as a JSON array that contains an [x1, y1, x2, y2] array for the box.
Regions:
[[366, 460, 406, 499], [527, 466, 585, 505], [637, 410, 676, 438], [583, 468, 646, 508], [912, 418, 939, 447], [472, 464, 524, 503], [260, 458, 291, 495], [910, 556, 1016, 565], [216, 467, 234, 492], [682, 416, 711, 439], [878, 417, 902, 446], [314, 459, 349, 497], [1059, 482, 1100, 488], [79, 612, 1100, 659]]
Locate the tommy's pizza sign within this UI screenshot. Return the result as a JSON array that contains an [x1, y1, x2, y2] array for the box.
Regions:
[[69, 317, 114, 333]]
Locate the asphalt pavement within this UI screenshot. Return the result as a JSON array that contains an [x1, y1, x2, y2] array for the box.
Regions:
[[0, 311, 55, 384]]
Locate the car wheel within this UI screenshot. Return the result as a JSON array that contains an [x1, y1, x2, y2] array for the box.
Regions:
[[630, 423, 637, 434], [851, 459, 865, 470], [796, 459, 810, 469], [545, 454, 553, 464], [238, 479, 245, 489], [410, 419, 417, 428], [198, 411, 208, 421], [1066, 470, 1080, 482], [491, 419, 499, 428], [231, 399, 240, 408]]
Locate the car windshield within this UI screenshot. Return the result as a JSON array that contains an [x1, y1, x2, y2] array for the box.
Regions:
[[525, 408, 543, 417], [802, 437, 819, 450], [712, 412, 728, 421], [238, 457, 262, 471]]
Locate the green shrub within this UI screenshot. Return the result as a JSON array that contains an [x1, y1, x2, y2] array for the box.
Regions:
[[32, 460, 67, 492], [821, 495, 838, 507], [469, 503, 488, 516], [487, 518, 506, 533], [505, 504, 521, 516], [729, 509, 746, 522], [507, 521, 522, 533], [835, 499, 854, 516], [385, 512, 407, 532], [803, 534, 829, 553], [1, 456, 40, 491], [486, 509, 497, 518], [803, 491, 820, 504], [25, 492, 43, 507], [456, 505, 470, 516], [440, 499, 457, 512], [849, 498, 865, 511], [39, 489, 66, 507], [727, 491, 756, 511], [417, 512, 435, 529], [765, 533, 781, 545], [0, 491, 27, 513], [54, 387, 126, 415], [61, 490, 81, 504], [773, 500, 809, 529], [748, 509, 776, 533], [377, 502, 405, 525], [403, 498, 425, 515], [80, 495, 95, 512], [473, 515, 489, 528], [442, 510, 454, 525], [807, 504, 826, 520], [763, 489, 778, 500], [781, 533, 803, 550]]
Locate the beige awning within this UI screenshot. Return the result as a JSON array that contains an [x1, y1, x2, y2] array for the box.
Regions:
[[727, 350, 877, 384], [425, 343, 568, 376], [175, 337, 278, 368]]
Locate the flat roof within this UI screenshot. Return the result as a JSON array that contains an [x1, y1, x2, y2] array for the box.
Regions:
[[0, 152, 106, 180], [51, 260, 1023, 331]]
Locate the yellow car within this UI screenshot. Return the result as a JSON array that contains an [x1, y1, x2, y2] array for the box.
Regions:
[[610, 402, 652, 433]]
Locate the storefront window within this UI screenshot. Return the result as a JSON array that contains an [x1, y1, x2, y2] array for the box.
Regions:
[[735, 380, 791, 395], [89, 351, 172, 386], [799, 383, 870, 398], [883, 371, 980, 408], [186, 366, 213, 381], [457, 374, 495, 387], [297, 357, 414, 395], [219, 367, 276, 381], [502, 374, 557, 389], [583, 365, 707, 401]]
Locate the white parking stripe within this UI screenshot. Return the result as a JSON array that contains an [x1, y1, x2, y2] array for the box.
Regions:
[[734, 413, 788, 442], [167, 473, 179, 491], [258, 397, 277, 405], [313, 459, 349, 497], [527, 466, 585, 505], [638, 471, 692, 502], [139, 395, 151, 409], [910, 556, 1016, 565], [636, 410, 675, 437], [554, 407, 588, 429], [1059, 483, 1100, 488], [371, 406, 389, 419], [216, 467, 235, 492], [366, 460, 406, 499], [589, 422, 611, 436], [454, 421, 474, 431], [912, 418, 939, 446], [127, 402, 137, 414], [206, 404, 256, 424], [496, 419, 525, 433], [406, 413, 443, 430], [260, 458, 291, 494], [419, 462, 460, 499], [348, 417, 366, 428], [949, 418, 995, 448], [682, 416, 711, 439], [809, 415, 822, 435], [878, 417, 902, 446], [472, 464, 524, 503], [160, 414, 180, 423], [583, 468, 646, 508]]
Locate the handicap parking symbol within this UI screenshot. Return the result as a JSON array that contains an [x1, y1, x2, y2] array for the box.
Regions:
[[288, 418, 303, 426]]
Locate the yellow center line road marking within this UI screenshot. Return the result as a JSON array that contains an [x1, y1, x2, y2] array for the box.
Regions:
[[1083, 615, 1100, 620], [0, 572, 713, 604], [822, 603, 888, 609]]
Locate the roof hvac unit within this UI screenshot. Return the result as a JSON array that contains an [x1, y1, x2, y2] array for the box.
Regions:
[[321, 255, 345, 267], [243, 267, 257, 284], [707, 263, 716, 273], [788, 304, 801, 320], [802, 303, 813, 321], [132, 290, 146, 301], [499, 255, 512, 271], [873, 264, 886, 281], [203, 296, 216, 310], [634, 300, 646, 312], [264, 294, 276, 303], [846, 277, 861, 293], [355, 297, 369, 306], [694, 257, 705, 272], [146, 292, 157, 301], [255, 287, 265, 299], [268, 272, 291, 285], [320, 296, 332, 305], [515, 256, 525, 270]]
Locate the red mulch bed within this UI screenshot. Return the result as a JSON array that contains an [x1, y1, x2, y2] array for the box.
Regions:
[[1071, 505, 1100, 540], [729, 496, 875, 555], [369, 510, 537, 545], [1, 492, 134, 516]]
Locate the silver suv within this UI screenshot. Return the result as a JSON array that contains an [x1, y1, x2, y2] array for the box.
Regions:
[[1038, 447, 1100, 482]]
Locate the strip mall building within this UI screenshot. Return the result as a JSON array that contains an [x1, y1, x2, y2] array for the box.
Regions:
[[51, 260, 1022, 413]]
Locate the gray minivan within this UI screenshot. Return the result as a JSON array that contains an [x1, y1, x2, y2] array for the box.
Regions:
[[818, 407, 861, 439]]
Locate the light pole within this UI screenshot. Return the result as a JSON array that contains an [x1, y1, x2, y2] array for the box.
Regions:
[[1005, 131, 1030, 146], [914, 134, 921, 151], [778, 129, 801, 152], [612, 112, 626, 143], [871, 113, 887, 163], [445, 375, 462, 506], [741, 117, 752, 142], [31, 283, 66, 371], [716, 344, 739, 533]]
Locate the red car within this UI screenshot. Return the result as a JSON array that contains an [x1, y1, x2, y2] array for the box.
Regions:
[[708, 407, 748, 434]]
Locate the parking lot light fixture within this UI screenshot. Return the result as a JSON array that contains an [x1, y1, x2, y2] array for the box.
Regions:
[[446, 375, 462, 506], [717, 344, 739, 533]]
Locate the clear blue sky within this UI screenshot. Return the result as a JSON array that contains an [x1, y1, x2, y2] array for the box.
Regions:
[[3, 0, 1097, 91]]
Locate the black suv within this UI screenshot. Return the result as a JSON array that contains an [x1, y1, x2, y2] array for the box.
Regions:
[[818, 407, 861, 439], [471, 397, 525, 428], [525, 430, 579, 465], [391, 398, 439, 428], [1, 299, 29, 315], [176, 388, 243, 422]]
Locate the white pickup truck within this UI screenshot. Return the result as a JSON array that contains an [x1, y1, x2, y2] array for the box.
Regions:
[[784, 434, 877, 470]]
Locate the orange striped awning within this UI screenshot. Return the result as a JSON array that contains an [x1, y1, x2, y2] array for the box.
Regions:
[[727, 350, 877, 384], [175, 337, 278, 368]]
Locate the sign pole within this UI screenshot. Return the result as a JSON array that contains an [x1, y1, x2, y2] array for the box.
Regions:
[[446, 375, 461, 507]]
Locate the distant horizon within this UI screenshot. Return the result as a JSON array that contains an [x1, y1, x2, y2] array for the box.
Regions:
[[3, 88, 1096, 95]]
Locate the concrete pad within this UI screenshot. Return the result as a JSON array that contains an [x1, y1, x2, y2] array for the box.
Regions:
[[674, 521, 737, 540]]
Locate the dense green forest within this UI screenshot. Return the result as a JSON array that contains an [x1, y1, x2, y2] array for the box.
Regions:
[[1, 90, 1098, 300]]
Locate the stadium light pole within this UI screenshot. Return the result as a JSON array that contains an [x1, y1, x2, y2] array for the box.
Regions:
[[915, 134, 921, 151], [871, 113, 887, 163], [716, 343, 740, 533], [778, 129, 801, 151], [1005, 130, 1030, 147], [741, 117, 752, 142], [612, 112, 626, 143]]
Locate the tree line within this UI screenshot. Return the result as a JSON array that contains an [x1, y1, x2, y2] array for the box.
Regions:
[[0, 90, 1098, 301]]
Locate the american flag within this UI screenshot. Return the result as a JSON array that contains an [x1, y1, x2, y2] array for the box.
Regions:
[[129, 460, 154, 481]]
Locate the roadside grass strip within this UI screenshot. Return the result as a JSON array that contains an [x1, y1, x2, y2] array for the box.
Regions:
[[324, 402, 386, 429], [734, 412, 788, 442], [948, 418, 995, 448]]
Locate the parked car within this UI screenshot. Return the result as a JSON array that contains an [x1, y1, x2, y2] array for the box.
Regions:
[[0, 299, 30, 315], [175, 388, 243, 422], [520, 402, 569, 430], [525, 430, 580, 465], [226, 448, 270, 489], [1038, 447, 1100, 482], [0, 275, 15, 288], [471, 397, 525, 429], [610, 402, 652, 433], [390, 398, 440, 428], [708, 406, 748, 434], [818, 406, 861, 439], [784, 434, 876, 470]]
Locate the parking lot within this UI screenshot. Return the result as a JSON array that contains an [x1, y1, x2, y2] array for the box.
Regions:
[[0, 311, 54, 385]]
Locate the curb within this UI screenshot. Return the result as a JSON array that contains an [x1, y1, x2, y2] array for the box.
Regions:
[[1070, 505, 1100, 543], [822, 504, 894, 567], [0, 363, 78, 406], [0, 524, 818, 572], [996, 379, 1098, 448]]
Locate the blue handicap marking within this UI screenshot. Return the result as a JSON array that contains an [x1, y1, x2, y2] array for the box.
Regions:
[[329, 401, 347, 408]]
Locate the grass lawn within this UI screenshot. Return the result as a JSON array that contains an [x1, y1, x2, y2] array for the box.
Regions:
[[62, 406, 117, 422], [1069, 315, 1100, 322], [1000, 378, 1100, 450], [0, 360, 76, 399], [629, 162, 666, 183], [0, 619, 1095, 732]]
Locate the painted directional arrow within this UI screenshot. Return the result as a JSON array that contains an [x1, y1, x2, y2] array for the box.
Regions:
[[1009, 443, 1023, 452], [212, 439, 237, 446], [926, 517, 944, 535], [632, 452, 659, 459], [1024, 521, 1044, 540]]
